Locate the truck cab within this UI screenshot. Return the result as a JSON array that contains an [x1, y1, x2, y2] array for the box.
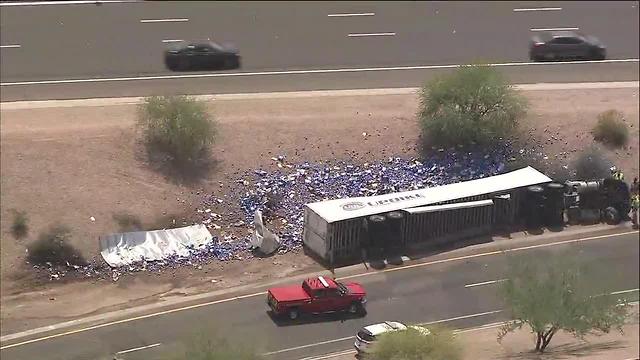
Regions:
[[267, 276, 367, 320]]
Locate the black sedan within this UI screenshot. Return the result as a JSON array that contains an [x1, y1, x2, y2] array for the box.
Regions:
[[164, 41, 241, 71], [529, 31, 606, 61]]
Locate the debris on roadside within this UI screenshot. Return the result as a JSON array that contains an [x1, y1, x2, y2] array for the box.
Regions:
[[32, 144, 561, 281]]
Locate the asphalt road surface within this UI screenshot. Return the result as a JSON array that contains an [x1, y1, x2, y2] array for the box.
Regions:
[[1, 231, 638, 360], [1, 1, 638, 100]]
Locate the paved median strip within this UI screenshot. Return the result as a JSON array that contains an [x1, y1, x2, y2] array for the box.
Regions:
[[1, 81, 638, 110]]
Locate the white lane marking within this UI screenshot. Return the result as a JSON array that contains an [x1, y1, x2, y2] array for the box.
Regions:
[[3, 81, 638, 110], [161, 39, 183, 43], [298, 349, 357, 360], [2, 58, 638, 87], [0, 0, 138, 6], [263, 336, 354, 356], [0, 44, 21, 49], [421, 309, 503, 325], [513, 7, 562, 12], [140, 18, 189, 23], [348, 32, 396, 37], [531, 27, 579, 32], [327, 12, 375, 17], [454, 321, 505, 333], [1, 231, 637, 349], [611, 288, 640, 296], [115, 343, 161, 355], [465, 279, 508, 288]]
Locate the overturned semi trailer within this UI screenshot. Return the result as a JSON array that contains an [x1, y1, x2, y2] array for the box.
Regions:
[[303, 166, 552, 265]]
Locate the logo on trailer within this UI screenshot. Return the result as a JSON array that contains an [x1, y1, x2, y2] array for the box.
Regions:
[[342, 202, 366, 211]]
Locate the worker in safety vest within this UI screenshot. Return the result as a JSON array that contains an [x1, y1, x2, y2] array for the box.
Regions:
[[610, 166, 625, 181]]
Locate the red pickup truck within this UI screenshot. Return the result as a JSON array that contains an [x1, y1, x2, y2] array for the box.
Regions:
[[267, 276, 367, 320]]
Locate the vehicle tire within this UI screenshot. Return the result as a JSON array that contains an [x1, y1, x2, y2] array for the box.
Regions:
[[224, 56, 239, 69], [604, 206, 621, 225], [166, 62, 177, 71], [348, 302, 364, 315], [288, 308, 299, 320], [590, 49, 605, 61]]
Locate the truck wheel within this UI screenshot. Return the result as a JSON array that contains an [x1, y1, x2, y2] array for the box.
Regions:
[[604, 206, 621, 225], [288, 308, 299, 320], [348, 302, 363, 315]]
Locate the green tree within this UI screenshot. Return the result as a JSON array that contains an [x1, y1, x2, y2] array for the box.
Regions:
[[418, 64, 527, 147], [138, 95, 217, 163], [498, 254, 630, 353], [369, 325, 462, 360]]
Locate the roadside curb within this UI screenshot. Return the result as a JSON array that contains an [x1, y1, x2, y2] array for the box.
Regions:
[[1, 81, 637, 110], [1, 226, 637, 346]]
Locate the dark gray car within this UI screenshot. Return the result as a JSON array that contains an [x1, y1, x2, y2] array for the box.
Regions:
[[164, 41, 240, 71], [529, 31, 606, 61]]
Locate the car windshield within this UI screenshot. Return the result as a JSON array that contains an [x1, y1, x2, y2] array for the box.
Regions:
[[357, 330, 376, 342]]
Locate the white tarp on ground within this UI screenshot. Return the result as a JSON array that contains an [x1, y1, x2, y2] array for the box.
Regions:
[[250, 210, 281, 254], [99, 224, 213, 267], [306, 166, 552, 223]]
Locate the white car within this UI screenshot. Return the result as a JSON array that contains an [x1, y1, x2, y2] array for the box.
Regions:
[[353, 321, 431, 355]]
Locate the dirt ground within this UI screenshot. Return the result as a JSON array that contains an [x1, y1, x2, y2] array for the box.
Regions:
[[1, 87, 639, 333]]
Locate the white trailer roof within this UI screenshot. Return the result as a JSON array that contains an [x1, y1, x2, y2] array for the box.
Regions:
[[305, 166, 551, 223], [403, 199, 494, 214]]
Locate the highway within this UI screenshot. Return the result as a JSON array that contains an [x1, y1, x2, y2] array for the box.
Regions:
[[1, 1, 638, 101], [0, 231, 637, 360]]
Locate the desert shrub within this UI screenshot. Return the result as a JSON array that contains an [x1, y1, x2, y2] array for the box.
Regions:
[[168, 332, 263, 360], [370, 325, 462, 360], [572, 145, 613, 180], [592, 110, 629, 148], [10, 209, 29, 239], [112, 212, 143, 232], [27, 225, 86, 266], [138, 95, 217, 163], [418, 64, 528, 148]]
